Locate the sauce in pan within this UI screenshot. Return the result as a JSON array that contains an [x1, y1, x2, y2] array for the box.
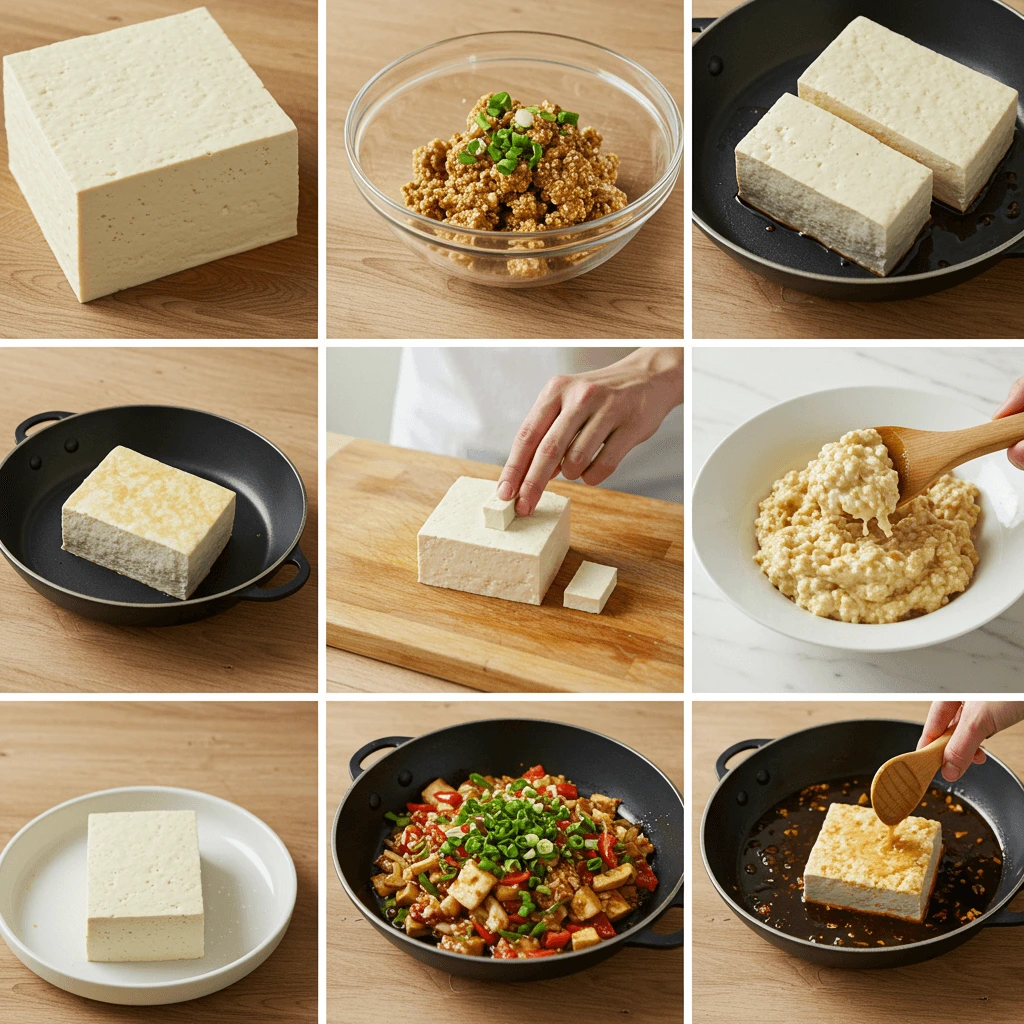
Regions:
[[736, 778, 1002, 946]]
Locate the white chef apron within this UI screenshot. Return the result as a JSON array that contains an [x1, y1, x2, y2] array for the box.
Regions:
[[389, 347, 683, 504]]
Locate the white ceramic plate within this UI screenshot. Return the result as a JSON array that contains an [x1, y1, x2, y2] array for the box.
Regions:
[[0, 786, 296, 1005], [693, 386, 1024, 653]]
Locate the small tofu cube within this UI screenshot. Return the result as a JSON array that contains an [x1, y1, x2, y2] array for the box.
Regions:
[[601, 890, 633, 922], [405, 915, 431, 937], [395, 882, 419, 907], [571, 884, 603, 921], [476, 895, 509, 934], [448, 860, 497, 911], [483, 491, 516, 530], [803, 803, 942, 923], [421, 778, 454, 805], [563, 560, 618, 614], [592, 863, 636, 892], [571, 926, 602, 951], [440, 894, 462, 917], [371, 873, 399, 898]]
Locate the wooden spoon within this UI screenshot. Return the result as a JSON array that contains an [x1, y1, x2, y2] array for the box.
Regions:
[[875, 411, 1024, 508], [871, 726, 955, 827]]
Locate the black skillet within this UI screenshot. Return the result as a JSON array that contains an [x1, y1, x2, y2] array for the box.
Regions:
[[693, 0, 1024, 299], [332, 719, 684, 981], [0, 406, 309, 627], [702, 719, 1024, 968]]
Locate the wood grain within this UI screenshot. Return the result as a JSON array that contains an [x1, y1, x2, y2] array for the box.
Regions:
[[0, 348, 317, 693], [327, 699, 683, 1024], [692, 700, 1024, 1024], [0, 0, 317, 339], [326, 438, 684, 692], [692, 0, 1024, 340], [0, 701, 318, 1023], [326, 0, 683, 339]]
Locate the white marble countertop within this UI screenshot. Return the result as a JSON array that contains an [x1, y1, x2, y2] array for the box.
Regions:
[[692, 346, 1024, 692]]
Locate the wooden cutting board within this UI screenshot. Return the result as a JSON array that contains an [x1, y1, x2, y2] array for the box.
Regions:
[[326, 438, 683, 691]]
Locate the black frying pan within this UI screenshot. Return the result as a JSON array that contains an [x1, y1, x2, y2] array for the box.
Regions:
[[332, 719, 683, 981], [702, 719, 1024, 967], [0, 406, 309, 626], [693, 0, 1024, 299]]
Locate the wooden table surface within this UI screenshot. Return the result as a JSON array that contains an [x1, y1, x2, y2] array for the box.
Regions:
[[0, 348, 318, 693], [692, 700, 1024, 1024], [0, 701, 318, 1023], [327, 699, 683, 1024], [326, 0, 683, 339], [692, 0, 1024, 340], [0, 0, 317, 340], [326, 436, 684, 692]]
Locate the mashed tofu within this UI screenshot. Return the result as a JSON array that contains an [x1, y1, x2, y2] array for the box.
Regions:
[[804, 803, 943, 923], [754, 428, 981, 623]]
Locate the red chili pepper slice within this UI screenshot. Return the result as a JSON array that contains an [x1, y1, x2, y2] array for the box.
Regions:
[[406, 803, 435, 812], [501, 870, 531, 886], [592, 912, 616, 939], [473, 920, 497, 945], [426, 824, 448, 845], [598, 832, 618, 870], [507, 914, 528, 926], [543, 930, 572, 949], [523, 765, 546, 782], [524, 949, 558, 957], [456, 845, 468, 858], [445, 855, 459, 867], [555, 819, 572, 830], [565, 923, 585, 934], [434, 791, 463, 809], [493, 938, 518, 959], [635, 862, 659, 892], [555, 783, 578, 798], [577, 864, 594, 885]]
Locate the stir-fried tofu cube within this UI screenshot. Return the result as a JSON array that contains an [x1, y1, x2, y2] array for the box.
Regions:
[[590, 793, 621, 815], [601, 890, 633, 922], [395, 882, 419, 907], [571, 926, 602, 951], [371, 873, 400, 898], [405, 915, 431, 937], [495, 884, 520, 902], [421, 778, 454, 805], [592, 863, 636, 892], [571, 884, 603, 921], [440, 934, 486, 955], [440, 894, 462, 917], [476, 895, 509, 934], [448, 860, 497, 911]]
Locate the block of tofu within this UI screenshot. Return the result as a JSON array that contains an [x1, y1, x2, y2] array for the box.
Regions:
[[62, 446, 236, 600], [736, 93, 933, 276], [564, 560, 617, 614], [799, 17, 1019, 212], [3, 7, 298, 302], [483, 491, 516, 531], [418, 476, 570, 605], [87, 810, 204, 962], [448, 860, 498, 911], [803, 803, 943, 923]]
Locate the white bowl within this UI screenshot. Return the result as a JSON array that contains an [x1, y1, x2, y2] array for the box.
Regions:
[[693, 386, 1024, 653], [0, 786, 296, 1005]]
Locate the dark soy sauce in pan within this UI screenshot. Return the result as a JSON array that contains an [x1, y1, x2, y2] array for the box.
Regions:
[[736, 778, 1002, 946]]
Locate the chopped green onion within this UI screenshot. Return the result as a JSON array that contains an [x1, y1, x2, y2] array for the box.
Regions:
[[536, 838, 554, 856], [394, 907, 409, 925], [584, 839, 599, 850], [385, 811, 410, 826], [476, 112, 491, 130], [458, 150, 477, 165], [557, 111, 579, 126], [440, 869, 458, 881], [419, 873, 440, 897], [470, 773, 492, 789], [587, 856, 603, 872], [496, 157, 518, 176], [479, 857, 497, 873], [517, 923, 531, 935], [382, 897, 396, 910], [505, 857, 522, 872], [536, 884, 552, 895], [530, 921, 548, 937], [529, 142, 543, 170], [487, 143, 502, 162], [493, 91, 511, 111], [499, 929, 520, 941], [538, 110, 557, 122], [567, 835, 584, 849]]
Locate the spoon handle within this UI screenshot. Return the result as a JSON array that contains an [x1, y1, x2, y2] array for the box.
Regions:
[[952, 411, 1024, 463], [919, 725, 955, 775]]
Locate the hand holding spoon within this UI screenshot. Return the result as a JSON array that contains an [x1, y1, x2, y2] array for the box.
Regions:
[[875, 411, 1024, 508], [871, 726, 955, 827]]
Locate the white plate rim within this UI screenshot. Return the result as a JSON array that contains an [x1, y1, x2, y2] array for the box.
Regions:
[[0, 785, 297, 999]]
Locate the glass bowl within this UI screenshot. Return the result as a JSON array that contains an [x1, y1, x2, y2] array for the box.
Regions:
[[345, 31, 683, 288]]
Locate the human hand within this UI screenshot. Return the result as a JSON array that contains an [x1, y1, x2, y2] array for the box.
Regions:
[[992, 377, 1024, 470], [495, 347, 684, 517], [918, 701, 1024, 781]]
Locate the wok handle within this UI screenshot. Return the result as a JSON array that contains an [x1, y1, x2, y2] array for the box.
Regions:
[[987, 906, 1024, 926], [349, 736, 412, 781], [715, 738, 772, 780], [623, 887, 684, 949], [15, 411, 75, 444], [692, 17, 717, 32], [237, 544, 310, 602]]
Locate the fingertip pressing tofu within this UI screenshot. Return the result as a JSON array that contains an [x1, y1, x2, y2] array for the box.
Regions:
[[736, 93, 933, 276], [3, 7, 298, 302], [798, 17, 1019, 212], [61, 446, 236, 600], [418, 476, 570, 605], [483, 491, 516, 531], [803, 803, 943, 923], [86, 810, 204, 962], [448, 860, 498, 911], [563, 561, 618, 614]]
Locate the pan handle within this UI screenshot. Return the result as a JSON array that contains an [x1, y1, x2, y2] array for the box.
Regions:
[[987, 906, 1024, 927], [349, 736, 412, 781], [623, 887, 684, 949], [15, 411, 75, 444], [715, 739, 772, 780], [237, 544, 310, 602], [692, 17, 717, 32]]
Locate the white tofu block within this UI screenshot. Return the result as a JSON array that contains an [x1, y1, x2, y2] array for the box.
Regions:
[[62, 446, 236, 600], [564, 561, 617, 614], [483, 491, 516, 531], [799, 17, 1019, 212], [735, 93, 933, 276], [3, 7, 298, 302], [417, 476, 570, 605], [87, 810, 204, 962], [803, 803, 943, 924]]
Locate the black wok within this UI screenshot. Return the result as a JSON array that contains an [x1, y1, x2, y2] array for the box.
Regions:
[[0, 406, 309, 626], [702, 719, 1024, 968], [332, 719, 683, 981], [693, 0, 1024, 299]]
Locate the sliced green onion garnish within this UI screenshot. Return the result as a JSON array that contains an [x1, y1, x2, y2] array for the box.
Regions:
[[470, 773, 492, 789], [499, 929, 520, 941], [530, 921, 547, 937], [479, 857, 497, 872], [487, 143, 502, 162], [587, 856, 603, 872], [584, 839, 599, 850], [557, 111, 579, 126], [536, 884, 552, 895], [475, 112, 491, 130], [419, 873, 440, 896], [458, 151, 477, 165], [393, 907, 408, 925], [496, 157, 517, 176]]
